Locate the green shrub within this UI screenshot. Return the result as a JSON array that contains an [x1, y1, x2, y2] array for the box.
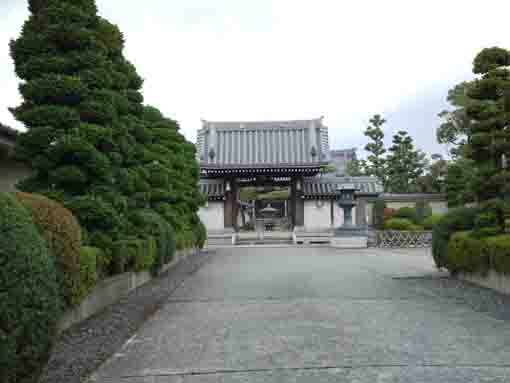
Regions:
[[373, 199, 386, 228], [415, 201, 433, 223], [384, 218, 418, 231], [77, 247, 99, 299], [15, 192, 84, 307], [485, 235, 510, 274], [447, 231, 489, 274], [129, 210, 176, 274], [393, 207, 418, 223], [432, 206, 480, 268], [0, 193, 62, 383], [65, 195, 120, 232], [195, 221, 207, 249], [422, 214, 443, 230]]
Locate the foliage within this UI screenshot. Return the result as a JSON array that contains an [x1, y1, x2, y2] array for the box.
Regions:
[[485, 235, 510, 274], [77, 246, 99, 298], [10, 0, 204, 264], [436, 82, 473, 157], [416, 154, 448, 193], [431, 206, 480, 268], [195, 221, 207, 249], [384, 218, 420, 231], [129, 209, 176, 274], [393, 207, 419, 224], [422, 214, 443, 230], [447, 231, 488, 274], [373, 199, 386, 228], [15, 192, 84, 306], [0, 193, 62, 383], [345, 157, 366, 176], [415, 201, 433, 222], [464, 47, 510, 202], [446, 158, 477, 207], [363, 114, 387, 183], [111, 237, 156, 273], [385, 131, 428, 192]]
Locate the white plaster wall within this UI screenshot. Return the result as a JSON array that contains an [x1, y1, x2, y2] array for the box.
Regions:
[[386, 201, 416, 210], [304, 200, 331, 230], [198, 202, 224, 231], [430, 201, 448, 215]]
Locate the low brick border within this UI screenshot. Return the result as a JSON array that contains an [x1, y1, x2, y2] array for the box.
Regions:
[[38, 249, 212, 383]]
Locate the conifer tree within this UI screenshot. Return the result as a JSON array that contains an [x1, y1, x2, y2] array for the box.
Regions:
[[10, 0, 204, 250], [465, 47, 510, 201]]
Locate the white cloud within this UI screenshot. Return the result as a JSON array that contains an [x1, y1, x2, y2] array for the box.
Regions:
[[1, 0, 510, 154]]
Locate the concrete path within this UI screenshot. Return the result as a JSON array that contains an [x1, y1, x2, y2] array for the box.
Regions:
[[91, 247, 510, 382]]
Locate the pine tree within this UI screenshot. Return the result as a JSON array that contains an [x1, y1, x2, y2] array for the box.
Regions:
[[385, 131, 427, 192], [363, 114, 387, 183], [465, 47, 510, 201]]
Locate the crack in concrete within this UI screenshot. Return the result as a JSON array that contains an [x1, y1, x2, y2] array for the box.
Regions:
[[110, 363, 510, 379]]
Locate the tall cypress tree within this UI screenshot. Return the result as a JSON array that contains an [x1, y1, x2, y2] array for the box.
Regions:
[[10, 0, 145, 242]]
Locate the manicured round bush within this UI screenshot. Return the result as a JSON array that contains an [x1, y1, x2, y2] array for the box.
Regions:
[[0, 192, 61, 383], [415, 201, 433, 223], [15, 192, 84, 306], [447, 231, 489, 274], [432, 206, 480, 269], [384, 218, 417, 231], [422, 214, 443, 230]]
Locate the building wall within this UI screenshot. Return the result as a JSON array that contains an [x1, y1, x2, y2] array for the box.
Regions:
[[304, 200, 331, 230], [430, 201, 448, 215], [198, 202, 225, 231], [0, 158, 32, 192]]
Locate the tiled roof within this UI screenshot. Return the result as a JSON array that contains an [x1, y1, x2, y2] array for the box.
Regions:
[[303, 176, 383, 198], [197, 118, 330, 168], [199, 176, 383, 200], [379, 192, 447, 201], [198, 179, 225, 200]]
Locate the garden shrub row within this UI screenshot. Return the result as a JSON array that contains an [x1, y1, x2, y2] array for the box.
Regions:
[[447, 232, 510, 275], [0, 193, 62, 383], [376, 200, 442, 232]]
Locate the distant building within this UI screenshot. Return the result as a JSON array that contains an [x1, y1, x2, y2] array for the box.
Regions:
[[328, 148, 357, 177]]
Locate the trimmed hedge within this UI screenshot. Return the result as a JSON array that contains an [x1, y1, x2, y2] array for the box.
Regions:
[[195, 221, 207, 249], [422, 214, 443, 230], [447, 232, 489, 274], [129, 210, 176, 274], [445, 233, 510, 275], [112, 237, 157, 273], [0, 193, 62, 383], [393, 207, 418, 224], [384, 218, 420, 231], [432, 206, 480, 268], [15, 192, 84, 306], [77, 247, 100, 299], [485, 235, 510, 274]]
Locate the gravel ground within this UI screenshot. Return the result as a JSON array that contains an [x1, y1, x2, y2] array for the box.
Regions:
[[38, 249, 212, 383], [398, 275, 510, 321]]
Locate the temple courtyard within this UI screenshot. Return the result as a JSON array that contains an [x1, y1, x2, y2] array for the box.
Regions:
[[90, 247, 510, 382]]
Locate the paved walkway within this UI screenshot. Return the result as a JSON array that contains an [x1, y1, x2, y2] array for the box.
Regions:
[[91, 247, 510, 382]]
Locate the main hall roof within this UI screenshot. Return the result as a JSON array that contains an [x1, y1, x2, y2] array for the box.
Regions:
[[197, 118, 330, 172]]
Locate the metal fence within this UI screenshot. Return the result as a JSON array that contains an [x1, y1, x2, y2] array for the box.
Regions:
[[375, 230, 433, 248]]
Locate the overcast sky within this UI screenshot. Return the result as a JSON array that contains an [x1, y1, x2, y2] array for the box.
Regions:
[[2, 0, 510, 158]]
